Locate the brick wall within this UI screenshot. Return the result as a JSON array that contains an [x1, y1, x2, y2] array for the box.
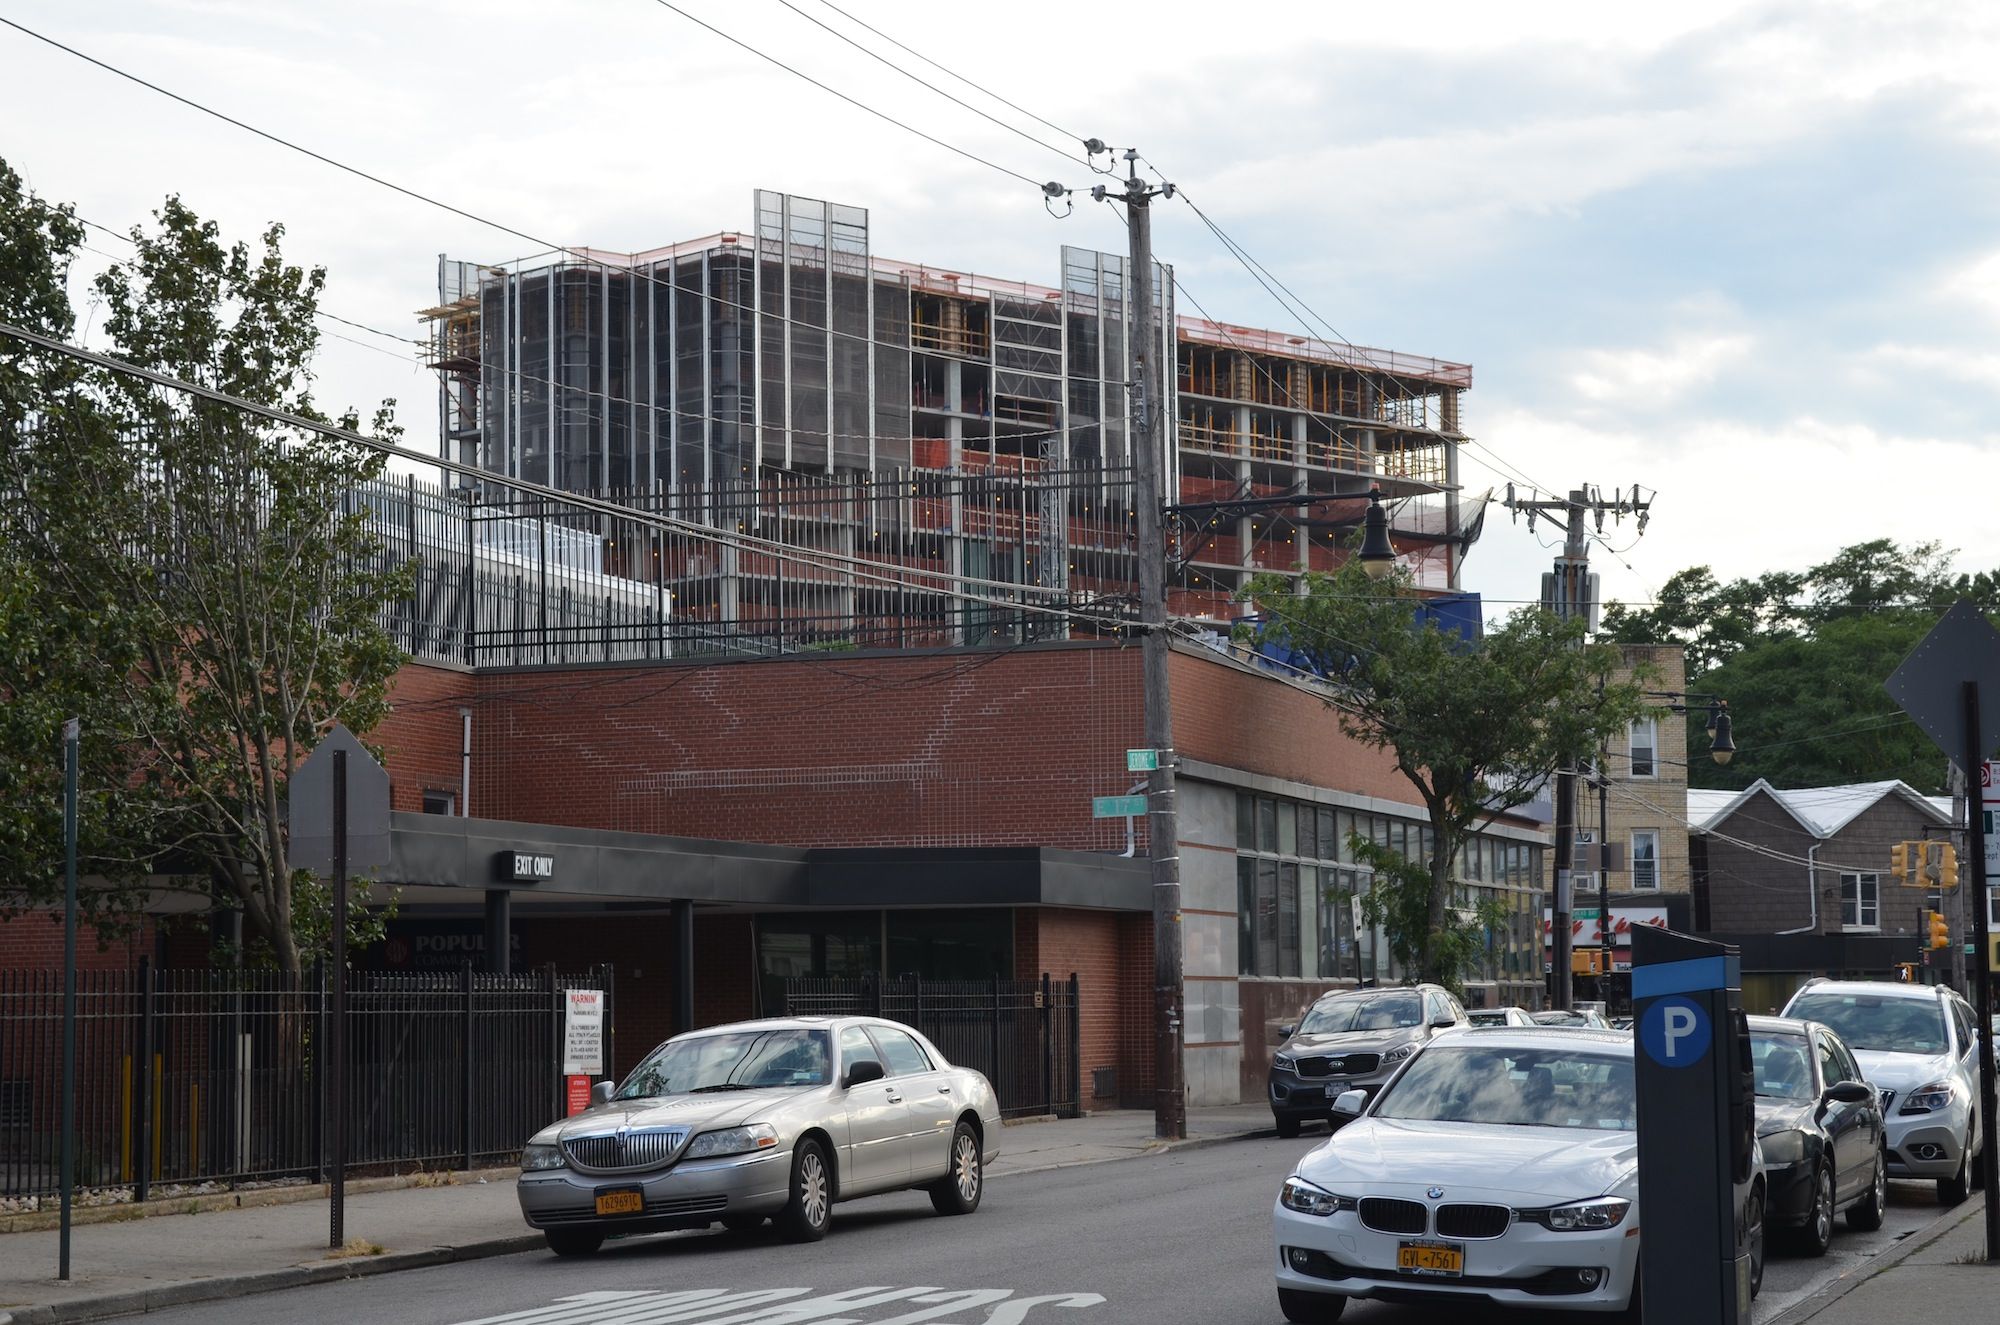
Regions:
[[1169, 649, 1409, 800], [1018, 907, 1152, 1109], [1705, 789, 1820, 932], [377, 663, 476, 814], [0, 912, 156, 970]]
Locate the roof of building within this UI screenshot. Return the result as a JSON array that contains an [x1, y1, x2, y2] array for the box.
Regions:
[[1686, 779, 1954, 839]]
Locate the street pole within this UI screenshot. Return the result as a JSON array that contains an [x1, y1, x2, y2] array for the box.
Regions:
[[1948, 760, 1968, 994], [58, 718, 78, 1281], [1552, 767, 1575, 1012], [1961, 683, 2000, 1258], [330, 748, 348, 1250], [1121, 151, 1186, 1140]]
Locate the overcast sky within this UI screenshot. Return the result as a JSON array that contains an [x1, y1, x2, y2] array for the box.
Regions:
[[5, 0, 1997, 616]]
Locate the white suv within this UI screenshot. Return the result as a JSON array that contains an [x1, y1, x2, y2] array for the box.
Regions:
[[1780, 980, 1986, 1204]]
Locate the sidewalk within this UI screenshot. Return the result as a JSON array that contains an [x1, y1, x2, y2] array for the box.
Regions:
[[1773, 1194, 1994, 1325], [0, 1104, 1272, 1324]]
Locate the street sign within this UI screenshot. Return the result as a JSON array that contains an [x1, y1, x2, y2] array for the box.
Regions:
[[1886, 600, 2000, 764], [1984, 761, 2000, 873], [289, 724, 391, 873], [1640, 996, 1712, 1068], [1126, 749, 1160, 772], [1093, 794, 1148, 818]]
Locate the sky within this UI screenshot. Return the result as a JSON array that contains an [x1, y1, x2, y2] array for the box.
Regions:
[[3, 0, 1998, 617]]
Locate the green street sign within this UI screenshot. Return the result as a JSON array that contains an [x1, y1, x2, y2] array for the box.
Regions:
[[1967, 942, 1979, 956], [1126, 749, 1160, 772], [1093, 794, 1148, 818]]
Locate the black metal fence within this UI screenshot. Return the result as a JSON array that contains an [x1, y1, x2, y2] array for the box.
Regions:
[[0, 962, 609, 1200], [784, 974, 1080, 1120]]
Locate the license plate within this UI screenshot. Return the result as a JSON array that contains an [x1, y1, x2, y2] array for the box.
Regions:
[[594, 1188, 644, 1216], [1396, 1242, 1464, 1277]]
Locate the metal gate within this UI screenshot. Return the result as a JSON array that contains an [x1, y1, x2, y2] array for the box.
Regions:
[[784, 974, 1080, 1119]]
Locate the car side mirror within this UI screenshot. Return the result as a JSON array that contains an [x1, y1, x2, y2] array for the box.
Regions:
[[590, 1080, 616, 1106], [844, 1058, 886, 1089], [1332, 1089, 1368, 1117], [1824, 1080, 1873, 1106], [1429, 1015, 1456, 1029], [1277, 1024, 1296, 1039]]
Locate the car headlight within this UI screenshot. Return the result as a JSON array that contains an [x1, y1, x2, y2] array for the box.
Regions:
[[682, 1123, 780, 1160], [1381, 1042, 1418, 1065], [1279, 1176, 1356, 1217], [1901, 1081, 1954, 1114], [1526, 1197, 1631, 1232], [1760, 1130, 1807, 1165], [521, 1142, 567, 1172], [1272, 1052, 1298, 1072]]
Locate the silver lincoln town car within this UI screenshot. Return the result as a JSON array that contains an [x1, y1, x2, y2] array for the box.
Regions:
[[517, 1015, 1002, 1255]]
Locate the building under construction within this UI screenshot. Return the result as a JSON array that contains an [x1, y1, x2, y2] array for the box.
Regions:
[[421, 190, 1481, 652]]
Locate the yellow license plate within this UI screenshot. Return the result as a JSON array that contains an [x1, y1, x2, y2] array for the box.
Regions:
[[1396, 1242, 1464, 1276], [594, 1189, 644, 1216]]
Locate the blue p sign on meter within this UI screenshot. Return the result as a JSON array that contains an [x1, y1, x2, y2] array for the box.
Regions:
[[1640, 995, 1712, 1068]]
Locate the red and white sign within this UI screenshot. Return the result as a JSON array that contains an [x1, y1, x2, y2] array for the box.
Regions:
[[565, 1073, 593, 1117], [1542, 905, 1669, 967]]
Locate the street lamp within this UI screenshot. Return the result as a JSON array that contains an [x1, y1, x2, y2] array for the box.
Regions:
[[1646, 692, 1736, 766], [1358, 485, 1396, 580]]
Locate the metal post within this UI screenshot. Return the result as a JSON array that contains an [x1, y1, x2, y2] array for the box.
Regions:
[[462, 960, 476, 1171], [329, 748, 348, 1250], [1124, 154, 1186, 1141], [58, 718, 78, 1280], [484, 888, 511, 975], [1960, 682, 1999, 1258], [1041, 973, 1054, 1118], [135, 956, 154, 1203], [1553, 767, 1575, 1011], [990, 974, 1003, 1089], [1068, 973, 1082, 1117], [674, 900, 695, 1036], [547, 962, 563, 1121]]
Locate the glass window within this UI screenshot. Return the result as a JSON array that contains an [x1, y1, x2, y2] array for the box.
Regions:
[[1297, 805, 1318, 861], [1299, 990, 1423, 1033], [1950, 1001, 1973, 1058], [1236, 791, 1256, 851], [1278, 863, 1301, 978], [1278, 802, 1298, 857], [1317, 808, 1337, 862], [1630, 831, 1659, 891], [616, 1028, 831, 1098], [1839, 873, 1879, 929], [1373, 1046, 1636, 1132], [839, 1025, 877, 1071], [1257, 797, 1278, 853], [887, 910, 1010, 980], [1629, 719, 1658, 779], [867, 1025, 934, 1077], [1785, 990, 1947, 1054], [1237, 858, 1258, 977], [1816, 1033, 1846, 1086], [1256, 859, 1280, 974], [1750, 1032, 1814, 1099], [1420, 825, 1436, 865]]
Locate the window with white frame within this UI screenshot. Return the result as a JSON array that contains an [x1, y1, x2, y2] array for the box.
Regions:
[[1840, 873, 1879, 929], [1628, 718, 1658, 779], [1630, 830, 1659, 890]]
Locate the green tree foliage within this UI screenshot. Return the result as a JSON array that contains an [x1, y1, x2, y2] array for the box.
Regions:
[[1349, 836, 1504, 1000], [1602, 540, 2000, 794], [1241, 555, 1642, 990], [0, 162, 408, 971]]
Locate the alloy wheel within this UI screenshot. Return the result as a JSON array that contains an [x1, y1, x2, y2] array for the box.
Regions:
[[953, 1133, 981, 1202], [799, 1148, 829, 1229], [1813, 1165, 1833, 1248]]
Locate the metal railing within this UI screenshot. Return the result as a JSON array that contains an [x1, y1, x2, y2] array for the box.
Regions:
[[784, 974, 1080, 1119], [0, 962, 609, 1201]]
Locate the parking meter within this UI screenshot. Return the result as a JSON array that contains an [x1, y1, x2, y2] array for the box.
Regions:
[[1633, 927, 1752, 1324]]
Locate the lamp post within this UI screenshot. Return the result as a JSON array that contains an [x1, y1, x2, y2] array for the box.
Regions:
[[1357, 485, 1396, 580], [1644, 692, 1736, 767]]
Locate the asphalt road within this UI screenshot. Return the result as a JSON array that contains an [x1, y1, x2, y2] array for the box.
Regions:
[[131, 1137, 1956, 1325]]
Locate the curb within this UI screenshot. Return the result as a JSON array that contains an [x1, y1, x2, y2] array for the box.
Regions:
[[1764, 1192, 1987, 1325], [1, 1127, 1272, 1324], [0, 1234, 546, 1325]]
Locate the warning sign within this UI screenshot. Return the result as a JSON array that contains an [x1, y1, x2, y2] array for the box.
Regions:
[[563, 989, 604, 1076]]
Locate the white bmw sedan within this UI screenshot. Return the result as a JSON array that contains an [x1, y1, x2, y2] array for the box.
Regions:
[[1272, 1028, 1765, 1321]]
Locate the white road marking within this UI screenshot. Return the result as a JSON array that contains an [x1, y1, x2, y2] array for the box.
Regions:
[[449, 1288, 1105, 1325]]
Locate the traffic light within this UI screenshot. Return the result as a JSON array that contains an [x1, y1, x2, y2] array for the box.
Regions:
[[1894, 962, 1916, 983], [1927, 910, 1950, 950], [1939, 842, 1960, 889], [1890, 841, 1911, 887]]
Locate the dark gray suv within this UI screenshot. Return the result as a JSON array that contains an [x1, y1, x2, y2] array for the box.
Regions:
[[1268, 984, 1467, 1138]]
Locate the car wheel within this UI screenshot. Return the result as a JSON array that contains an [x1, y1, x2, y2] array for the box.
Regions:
[[1277, 1286, 1346, 1322], [1747, 1183, 1765, 1299], [1846, 1152, 1887, 1231], [928, 1120, 983, 1216], [1794, 1160, 1834, 1257], [720, 1214, 764, 1233], [1275, 1116, 1302, 1140], [776, 1139, 832, 1243], [545, 1228, 604, 1258], [1938, 1141, 1972, 1206]]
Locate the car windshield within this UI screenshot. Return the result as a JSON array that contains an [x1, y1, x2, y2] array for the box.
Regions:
[[1299, 992, 1423, 1034], [614, 1028, 831, 1099], [1467, 1011, 1509, 1026], [1372, 1045, 1635, 1131], [1785, 993, 1947, 1054], [1751, 1033, 1814, 1100], [1532, 1011, 1586, 1026]]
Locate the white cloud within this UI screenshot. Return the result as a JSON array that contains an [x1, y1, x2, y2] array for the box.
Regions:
[[1571, 333, 1755, 409]]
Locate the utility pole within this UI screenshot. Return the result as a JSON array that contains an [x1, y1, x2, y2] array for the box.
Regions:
[[1948, 760, 1969, 993], [1101, 149, 1185, 1140], [1503, 484, 1651, 1010]]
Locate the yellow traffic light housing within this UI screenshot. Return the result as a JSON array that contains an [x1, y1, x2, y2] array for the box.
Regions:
[[1890, 841, 1911, 887], [1927, 910, 1950, 950], [1894, 962, 1916, 983], [1939, 842, 1960, 890]]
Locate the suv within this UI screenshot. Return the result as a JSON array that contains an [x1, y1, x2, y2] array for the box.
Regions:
[[1267, 984, 1467, 1138], [1780, 979, 1986, 1204]]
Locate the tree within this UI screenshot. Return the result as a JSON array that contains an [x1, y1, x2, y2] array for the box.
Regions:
[[1241, 555, 1643, 990], [0, 166, 409, 971]]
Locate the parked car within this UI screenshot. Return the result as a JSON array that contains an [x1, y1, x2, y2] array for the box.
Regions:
[[1532, 1009, 1613, 1030], [1780, 979, 1986, 1204], [1272, 1027, 1764, 1320], [1747, 1015, 1886, 1254], [1269, 985, 1469, 1138], [515, 1016, 1001, 1256], [1466, 1007, 1537, 1028]]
